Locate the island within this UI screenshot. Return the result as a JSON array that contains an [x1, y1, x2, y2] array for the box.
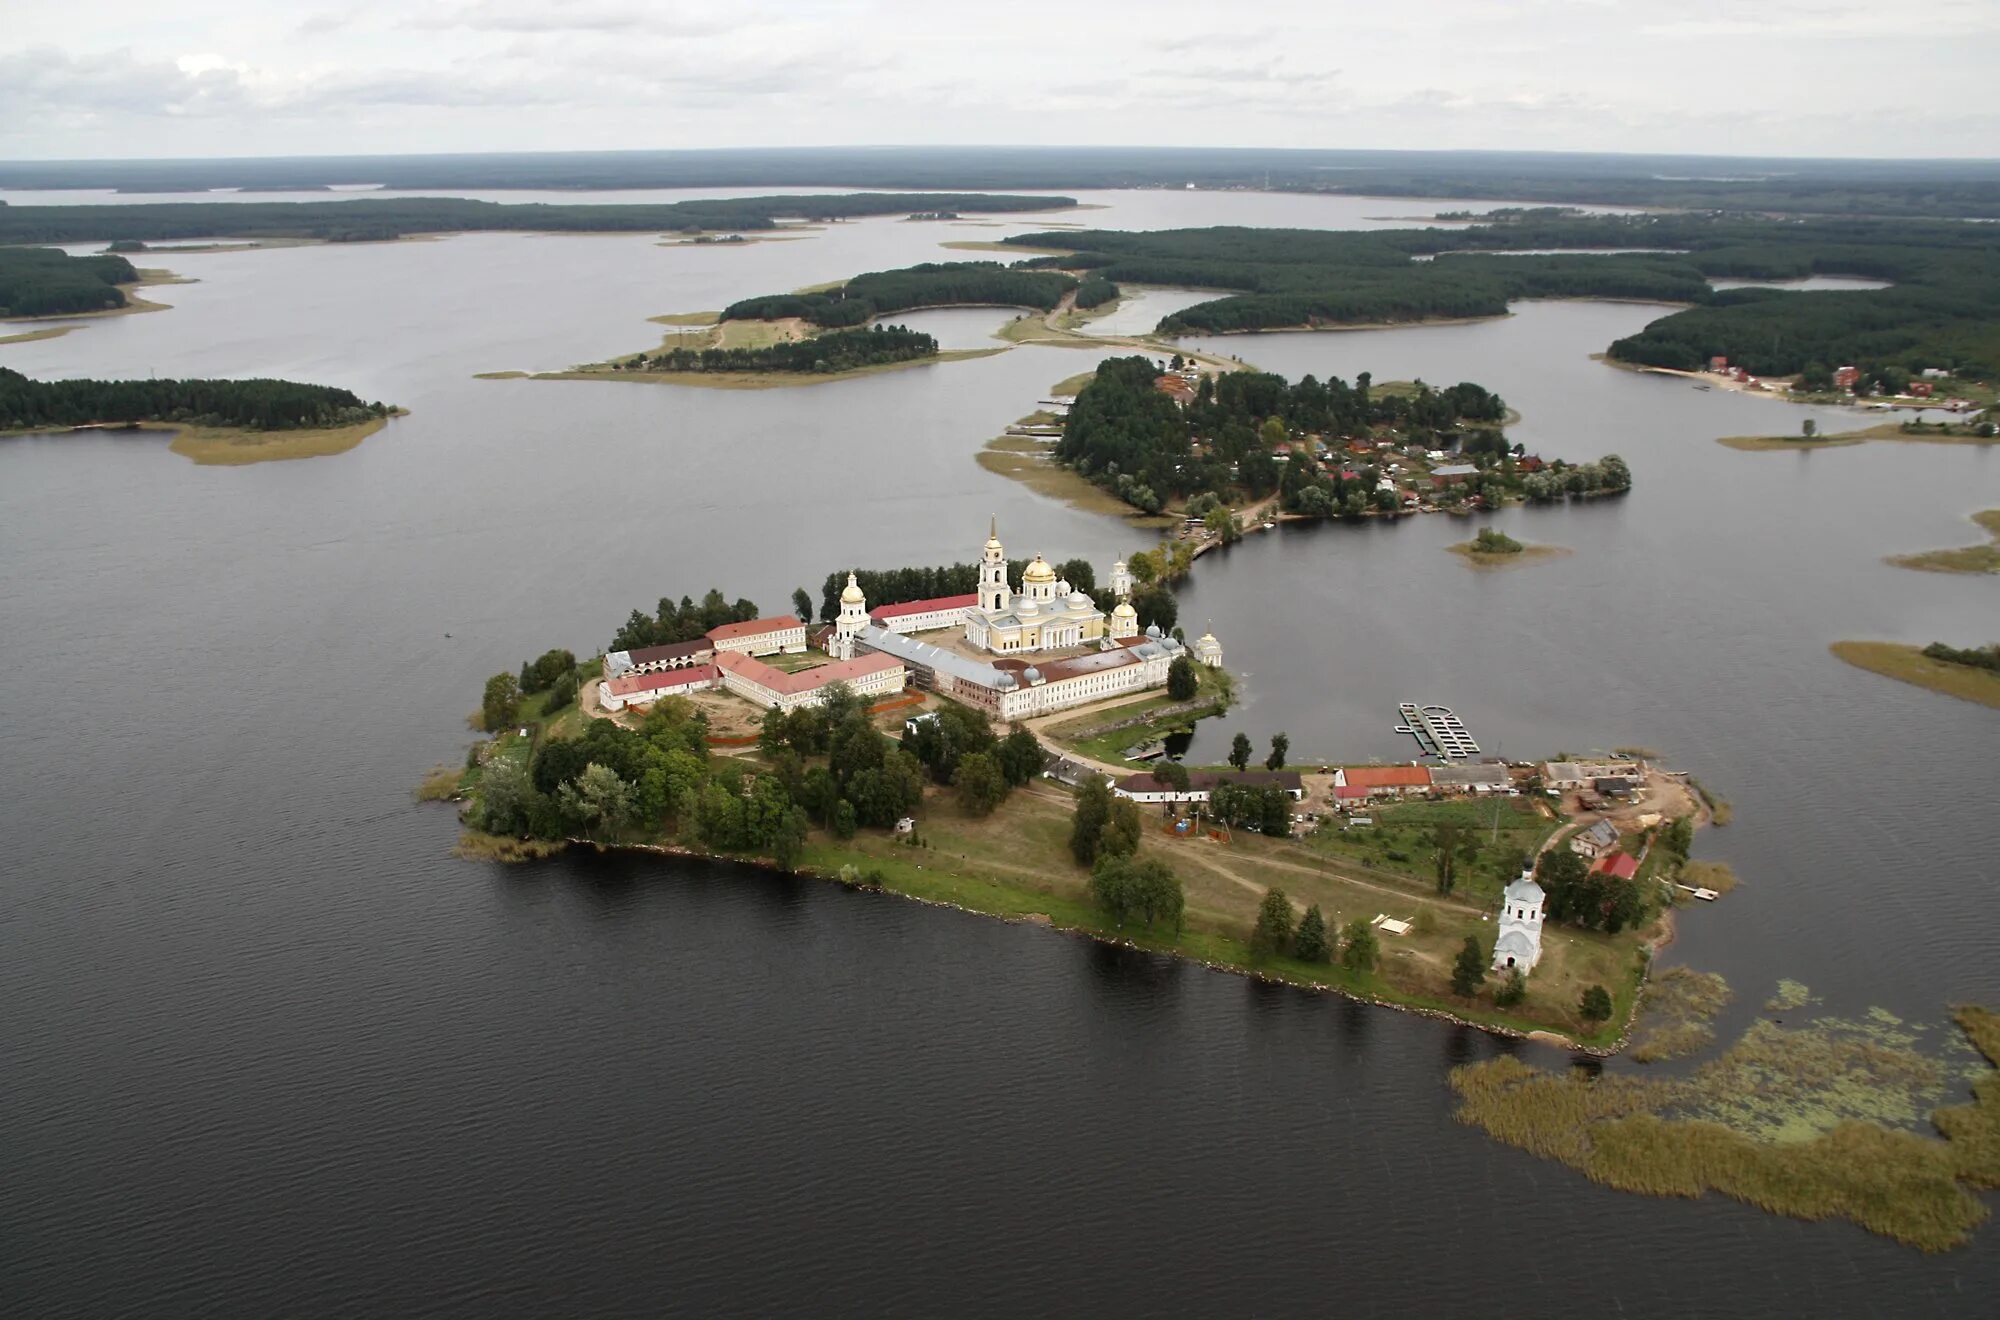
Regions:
[[0, 246, 187, 334], [1832, 640, 2000, 710], [1447, 527, 1570, 566], [0, 367, 404, 464]]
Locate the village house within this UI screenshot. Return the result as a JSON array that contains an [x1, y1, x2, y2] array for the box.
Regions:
[[1833, 365, 1862, 391], [1571, 819, 1621, 859], [1428, 762, 1514, 794], [1541, 759, 1644, 791], [1593, 851, 1641, 882]]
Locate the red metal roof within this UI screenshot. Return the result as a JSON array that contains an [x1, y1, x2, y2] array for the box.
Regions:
[[871, 593, 978, 621], [715, 649, 900, 697], [707, 615, 803, 642], [1593, 852, 1641, 881], [1341, 765, 1432, 789], [606, 664, 717, 698]]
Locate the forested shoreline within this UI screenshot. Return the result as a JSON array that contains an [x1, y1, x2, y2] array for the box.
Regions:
[[0, 367, 393, 432], [0, 194, 1075, 245], [0, 247, 140, 317], [722, 262, 1082, 328], [1060, 356, 1628, 517], [639, 324, 938, 375], [1000, 213, 2000, 379]]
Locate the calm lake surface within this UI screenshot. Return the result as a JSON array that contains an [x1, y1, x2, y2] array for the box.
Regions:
[[3, 189, 1997, 1317]]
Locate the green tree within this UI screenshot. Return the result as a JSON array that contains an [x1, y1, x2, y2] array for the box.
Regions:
[[1229, 732, 1253, 771], [792, 586, 814, 621], [472, 756, 541, 836], [545, 671, 579, 711], [557, 762, 636, 838], [1098, 794, 1143, 861], [1090, 854, 1185, 932], [1433, 823, 1463, 896], [1294, 905, 1331, 963], [771, 806, 810, 873], [1250, 887, 1295, 959], [1151, 760, 1190, 793], [1450, 935, 1487, 998], [1580, 984, 1614, 1023], [1265, 732, 1290, 771], [831, 798, 857, 840], [996, 726, 1045, 785], [1801, 418, 1817, 439], [1495, 970, 1527, 1008], [1340, 919, 1378, 971], [481, 672, 522, 733], [1069, 777, 1113, 866], [953, 751, 1008, 817], [1166, 654, 1199, 701]]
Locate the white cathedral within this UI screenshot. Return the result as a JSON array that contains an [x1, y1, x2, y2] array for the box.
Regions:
[[963, 519, 1138, 654], [1491, 867, 1546, 973]]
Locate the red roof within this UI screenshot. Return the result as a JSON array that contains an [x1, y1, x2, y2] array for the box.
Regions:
[[606, 664, 717, 699], [707, 615, 803, 643], [1341, 765, 1432, 789], [1335, 784, 1372, 800], [1593, 852, 1641, 881], [871, 593, 978, 621], [715, 649, 900, 697]]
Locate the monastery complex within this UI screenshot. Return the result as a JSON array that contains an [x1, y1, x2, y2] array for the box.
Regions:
[[599, 520, 1223, 721]]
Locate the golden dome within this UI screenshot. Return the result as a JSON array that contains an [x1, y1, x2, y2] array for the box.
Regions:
[[840, 573, 865, 606], [1113, 599, 1138, 619], [1023, 555, 1057, 584]]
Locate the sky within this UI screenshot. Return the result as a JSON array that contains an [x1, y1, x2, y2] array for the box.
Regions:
[[5, 0, 1999, 161]]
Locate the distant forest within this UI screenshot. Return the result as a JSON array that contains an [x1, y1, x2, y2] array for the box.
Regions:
[[1003, 212, 2000, 377], [639, 325, 937, 375], [0, 247, 139, 317], [0, 193, 1074, 245], [0, 368, 392, 431], [3, 147, 1998, 217], [722, 262, 1081, 328]]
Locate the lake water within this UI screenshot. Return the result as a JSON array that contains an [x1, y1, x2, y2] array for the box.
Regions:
[[3, 190, 1997, 1317]]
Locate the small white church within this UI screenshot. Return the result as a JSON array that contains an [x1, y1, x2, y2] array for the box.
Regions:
[[1491, 867, 1545, 974]]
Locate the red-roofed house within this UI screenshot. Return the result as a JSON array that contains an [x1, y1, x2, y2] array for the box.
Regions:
[[706, 615, 806, 656], [1336, 765, 1433, 797], [870, 593, 979, 635], [600, 664, 719, 712], [1593, 852, 1641, 882], [714, 649, 905, 711], [1155, 375, 1196, 406]]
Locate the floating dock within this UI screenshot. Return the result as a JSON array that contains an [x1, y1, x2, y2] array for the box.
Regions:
[[1396, 703, 1481, 759]]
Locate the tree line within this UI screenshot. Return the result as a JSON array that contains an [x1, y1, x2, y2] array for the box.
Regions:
[[1002, 211, 2000, 379], [611, 590, 763, 652], [1922, 641, 2000, 672], [721, 262, 1082, 328], [0, 247, 138, 317], [636, 324, 937, 375], [0, 367, 392, 432], [0, 194, 1077, 246]]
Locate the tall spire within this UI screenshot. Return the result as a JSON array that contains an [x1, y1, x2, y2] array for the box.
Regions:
[[989, 514, 997, 541]]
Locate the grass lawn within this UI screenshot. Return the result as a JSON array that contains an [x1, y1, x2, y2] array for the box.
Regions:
[[1886, 508, 2000, 575], [1302, 796, 1560, 905], [1042, 668, 1233, 765]]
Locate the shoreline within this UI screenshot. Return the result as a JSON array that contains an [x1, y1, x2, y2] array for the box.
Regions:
[[510, 346, 1008, 390], [2, 410, 408, 465], [455, 825, 1644, 1057], [1831, 641, 2000, 710]]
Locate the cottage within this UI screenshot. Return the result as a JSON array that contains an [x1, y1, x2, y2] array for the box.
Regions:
[[1593, 851, 1641, 882], [1112, 769, 1305, 805], [1428, 761, 1514, 793], [1571, 819, 1620, 858]]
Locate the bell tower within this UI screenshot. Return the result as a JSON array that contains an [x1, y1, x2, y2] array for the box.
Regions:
[[980, 516, 1011, 614]]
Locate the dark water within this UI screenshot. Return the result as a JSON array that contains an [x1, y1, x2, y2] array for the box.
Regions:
[[4, 193, 1997, 1316]]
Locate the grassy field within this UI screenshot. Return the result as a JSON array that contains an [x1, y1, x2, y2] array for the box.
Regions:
[[0, 325, 75, 346], [1048, 369, 1099, 397], [164, 411, 405, 465], [648, 309, 722, 326], [1831, 641, 2000, 710], [1303, 797, 1562, 905], [975, 432, 1173, 524], [1450, 1003, 2000, 1252], [1887, 509, 2000, 575]]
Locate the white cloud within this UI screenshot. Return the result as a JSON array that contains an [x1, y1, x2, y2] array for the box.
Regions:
[[1, 0, 1996, 158]]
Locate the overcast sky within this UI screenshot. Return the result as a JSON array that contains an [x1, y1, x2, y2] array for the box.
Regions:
[[5, 0, 1998, 161]]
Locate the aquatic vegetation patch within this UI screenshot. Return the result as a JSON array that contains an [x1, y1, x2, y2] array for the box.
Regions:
[[1450, 1003, 2000, 1251], [1765, 978, 1818, 1013], [1630, 966, 1731, 1063]]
